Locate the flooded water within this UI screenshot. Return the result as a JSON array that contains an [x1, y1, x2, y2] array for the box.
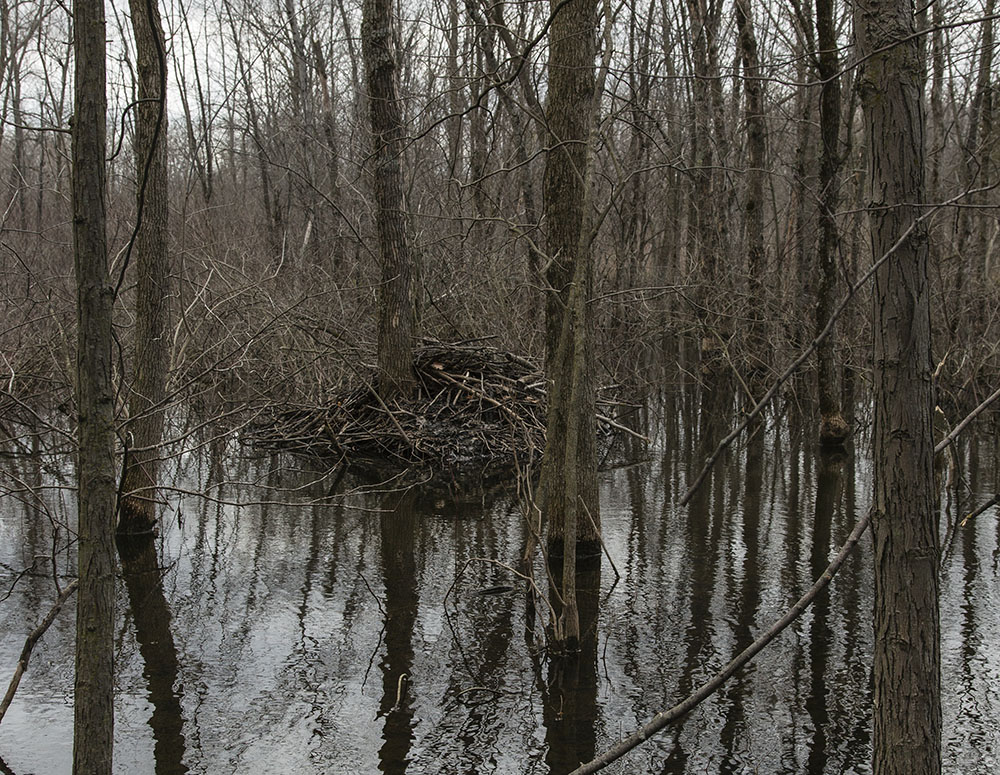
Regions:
[[2, 385, 1000, 774]]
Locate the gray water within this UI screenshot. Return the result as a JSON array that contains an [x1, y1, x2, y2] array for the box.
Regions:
[[2, 389, 1000, 774]]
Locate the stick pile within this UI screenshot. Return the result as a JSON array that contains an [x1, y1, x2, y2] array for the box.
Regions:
[[250, 340, 551, 467]]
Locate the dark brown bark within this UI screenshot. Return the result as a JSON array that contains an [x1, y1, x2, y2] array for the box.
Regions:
[[445, 0, 463, 180], [857, 0, 941, 772], [928, 0, 944, 203], [961, 2, 995, 286], [684, 0, 722, 328], [964, 1, 995, 190], [734, 0, 767, 380], [72, 0, 116, 770], [616, 9, 654, 307], [120, 0, 170, 534], [538, 0, 600, 648], [791, 1, 815, 345], [362, 0, 416, 400], [815, 0, 848, 444]]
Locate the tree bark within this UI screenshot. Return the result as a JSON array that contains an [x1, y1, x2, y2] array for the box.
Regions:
[[685, 0, 723, 352], [734, 0, 768, 382], [815, 0, 848, 444], [362, 0, 416, 400], [120, 0, 170, 534], [791, 2, 815, 349], [72, 0, 116, 770], [856, 0, 941, 772], [539, 0, 600, 577]]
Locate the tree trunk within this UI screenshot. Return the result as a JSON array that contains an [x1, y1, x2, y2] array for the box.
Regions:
[[734, 0, 768, 383], [362, 0, 416, 400], [857, 0, 941, 772], [119, 0, 170, 534], [538, 0, 600, 651], [962, 2, 995, 286], [684, 0, 719, 344], [791, 4, 815, 350], [72, 0, 115, 770], [815, 0, 848, 444]]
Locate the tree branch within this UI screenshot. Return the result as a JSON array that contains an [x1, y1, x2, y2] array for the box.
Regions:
[[0, 579, 79, 726], [568, 510, 871, 774]]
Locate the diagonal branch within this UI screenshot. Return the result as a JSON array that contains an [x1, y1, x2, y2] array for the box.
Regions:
[[568, 510, 871, 774], [0, 579, 79, 726], [681, 187, 988, 507]]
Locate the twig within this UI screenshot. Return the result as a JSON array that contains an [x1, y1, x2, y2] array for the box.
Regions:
[[681, 189, 977, 507], [595, 413, 650, 443], [580, 499, 620, 580], [358, 571, 385, 616], [960, 494, 999, 528], [390, 673, 408, 712], [568, 510, 872, 774], [0, 579, 79, 726], [935, 384, 1000, 455]]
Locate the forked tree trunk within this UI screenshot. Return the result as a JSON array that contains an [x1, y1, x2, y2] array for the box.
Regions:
[[119, 0, 170, 534], [857, 0, 941, 772], [72, 0, 115, 770], [362, 0, 415, 400]]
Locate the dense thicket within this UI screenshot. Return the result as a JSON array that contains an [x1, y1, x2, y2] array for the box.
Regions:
[[1, 0, 997, 432]]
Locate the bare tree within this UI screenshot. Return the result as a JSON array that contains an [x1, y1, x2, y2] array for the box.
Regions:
[[538, 0, 601, 650], [734, 0, 767, 379], [71, 0, 115, 770], [814, 0, 848, 444], [362, 0, 416, 399], [856, 0, 941, 772], [119, 0, 170, 534]]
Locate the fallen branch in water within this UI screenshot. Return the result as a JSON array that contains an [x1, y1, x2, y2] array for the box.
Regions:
[[0, 579, 79, 726], [568, 510, 872, 774]]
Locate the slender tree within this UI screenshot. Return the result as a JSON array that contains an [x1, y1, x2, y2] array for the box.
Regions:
[[362, 0, 416, 399], [538, 0, 600, 650], [815, 0, 848, 444], [72, 0, 115, 770], [119, 0, 170, 533], [856, 0, 941, 772], [735, 0, 768, 381]]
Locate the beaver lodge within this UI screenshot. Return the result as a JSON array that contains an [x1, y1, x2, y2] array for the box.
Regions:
[[250, 339, 624, 470]]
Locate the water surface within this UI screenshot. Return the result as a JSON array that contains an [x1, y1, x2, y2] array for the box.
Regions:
[[1, 390, 999, 774]]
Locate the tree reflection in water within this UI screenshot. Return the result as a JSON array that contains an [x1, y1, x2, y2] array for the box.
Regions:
[[2, 394, 1000, 773], [117, 533, 189, 775]]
